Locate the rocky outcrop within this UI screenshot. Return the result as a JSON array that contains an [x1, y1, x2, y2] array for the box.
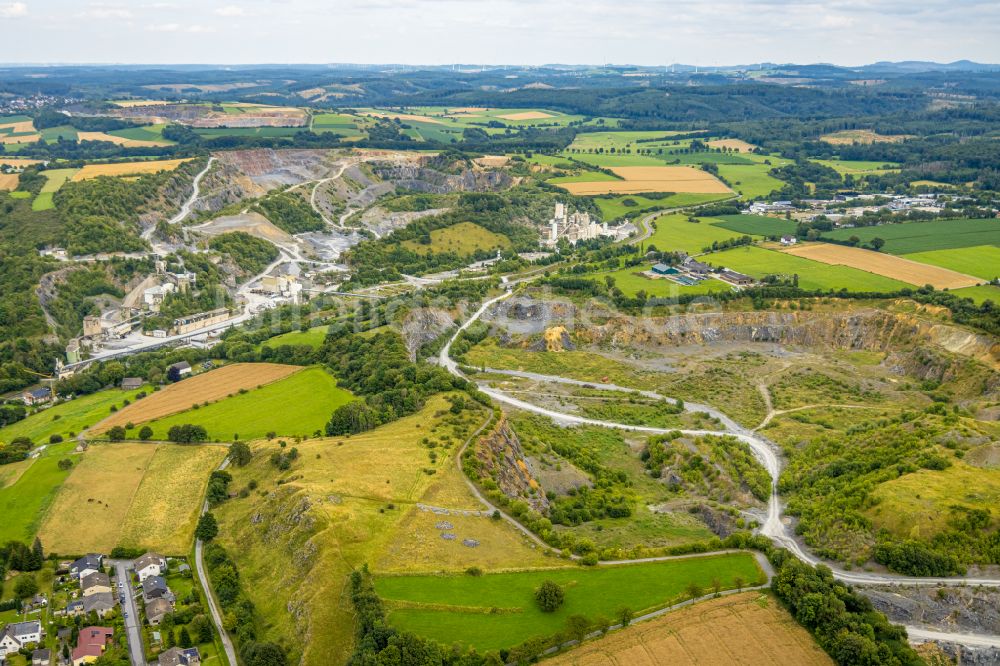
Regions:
[[372, 164, 512, 194], [401, 307, 454, 360], [863, 585, 1000, 636], [475, 417, 550, 514]]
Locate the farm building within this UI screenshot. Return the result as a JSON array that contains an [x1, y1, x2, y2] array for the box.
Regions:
[[121, 377, 144, 390], [167, 361, 192, 378], [780, 235, 798, 245], [718, 269, 754, 286], [21, 387, 52, 406], [682, 257, 712, 275], [651, 263, 680, 275]]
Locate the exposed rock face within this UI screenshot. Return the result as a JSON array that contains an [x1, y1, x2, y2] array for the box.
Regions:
[[475, 417, 550, 514], [372, 165, 512, 193], [568, 308, 998, 370], [863, 585, 1000, 636], [401, 307, 454, 360]]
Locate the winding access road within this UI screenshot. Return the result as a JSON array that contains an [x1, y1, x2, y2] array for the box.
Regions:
[[440, 289, 1000, 649]]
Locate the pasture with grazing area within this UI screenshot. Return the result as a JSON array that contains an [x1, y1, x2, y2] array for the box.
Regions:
[[262, 325, 330, 349], [898, 245, 1000, 282], [824, 218, 1000, 254], [376, 552, 764, 653], [0, 387, 149, 445], [812, 158, 899, 175], [710, 214, 798, 238], [544, 591, 832, 666], [37, 442, 226, 554], [92, 362, 301, 432], [32, 168, 79, 210], [556, 166, 731, 195], [0, 441, 79, 543], [71, 158, 192, 181], [715, 163, 785, 198], [139, 366, 354, 441], [77, 130, 172, 148], [950, 285, 1000, 304], [706, 245, 911, 292], [400, 221, 511, 256], [594, 193, 731, 220], [782, 242, 981, 289], [645, 213, 758, 255]]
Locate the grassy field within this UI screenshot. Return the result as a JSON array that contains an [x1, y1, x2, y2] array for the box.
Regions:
[[0, 441, 79, 543], [32, 167, 79, 210], [812, 158, 899, 175], [707, 245, 911, 291], [715, 163, 785, 198], [782, 243, 980, 289], [108, 123, 171, 142], [645, 213, 757, 254], [94, 363, 301, 432], [597, 264, 734, 298], [867, 462, 1000, 540], [901, 245, 1000, 282], [0, 387, 149, 444], [400, 221, 511, 256], [545, 591, 832, 665], [824, 218, 1000, 254], [593, 193, 730, 220], [214, 394, 550, 664], [376, 553, 764, 652], [37, 442, 225, 554], [950, 284, 1000, 304], [140, 367, 354, 441], [262, 325, 330, 349], [710, 214, 798, 238]]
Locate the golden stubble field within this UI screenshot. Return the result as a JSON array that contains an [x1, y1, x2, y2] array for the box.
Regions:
[[0, 173, 18, 190], [71, 158, 193, 181], [37, 442, 226, 554], [544, 592, 832, 666], [560, 166, 732, 195], [782, 242, 981, 289], [707, 138, 757, 153], [92, 363, 302, 432], [76, 131, 172, 148]]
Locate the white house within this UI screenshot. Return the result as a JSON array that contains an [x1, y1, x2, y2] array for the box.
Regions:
[[134, 553, 167, 582], [0, 621, 43, 657], [780, 235, 798, 245]]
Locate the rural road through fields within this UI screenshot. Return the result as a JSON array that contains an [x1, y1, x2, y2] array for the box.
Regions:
[[110, 559, 146, 666], [195, 457, 239, 666], [440, 289, 1000, 648]]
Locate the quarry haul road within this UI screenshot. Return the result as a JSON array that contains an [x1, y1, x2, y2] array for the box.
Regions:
[[440, 290, 1000, 649]]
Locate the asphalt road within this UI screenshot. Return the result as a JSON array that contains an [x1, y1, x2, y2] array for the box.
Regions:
[[110, 559, 145, 666]]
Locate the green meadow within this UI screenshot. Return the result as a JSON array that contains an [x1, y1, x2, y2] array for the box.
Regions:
[[824, 218, 1000, 254], [262, 325, 330, 349], [594, 193, 731, 220], [902, 245, 1000, 281], [32, 168, 79, 211], [715, 163, 784, 198], [0, 387, 148, 444], [707, 245, 910, 291], [0, 441, 80, 543], [141, 367, 354, 441], [376, 553, 763, 653]]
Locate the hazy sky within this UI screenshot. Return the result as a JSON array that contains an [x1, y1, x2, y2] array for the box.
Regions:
[[2, 0, 998, 66]]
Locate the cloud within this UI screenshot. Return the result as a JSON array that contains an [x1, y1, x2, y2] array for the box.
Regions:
[[186, 23, 216, 32], [147, 22, 180, 31], [82, 5, 134, 19], [214, 4, 246, 16], [0, 2, 27, 17]]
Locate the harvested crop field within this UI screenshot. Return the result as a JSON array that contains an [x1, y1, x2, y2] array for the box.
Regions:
[[707, 138, 757, 152], [820, 129, 912, 145], [0, 157, 41, 167], [362, 111, 445, 125], [92, 363, 301, 432], [37, 442, 226, 554], [557, 166, 731, 195], [781, 242, 981, 289], [77, 131, 171, 147], [497, 111, 553, 120], [71, 158, 192, 180], [0, 173, 17, 190], [544, 592, 831, 666]]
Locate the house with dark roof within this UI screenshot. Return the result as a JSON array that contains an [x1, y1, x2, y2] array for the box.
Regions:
[[0, 621, 43, 658], [82, 592, 117, 618], [81, 572, 111, 597], [142, 576, 172, 602], [70, 554, 103, 580], [718, 269, 754, 286], [167, 361, 192, 378], [31, 648, 50, 666], [121, 377, 144, 390], [158, 647, 201, 666], [21, 387, 52, 406], [682, 257, 712, 275]]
